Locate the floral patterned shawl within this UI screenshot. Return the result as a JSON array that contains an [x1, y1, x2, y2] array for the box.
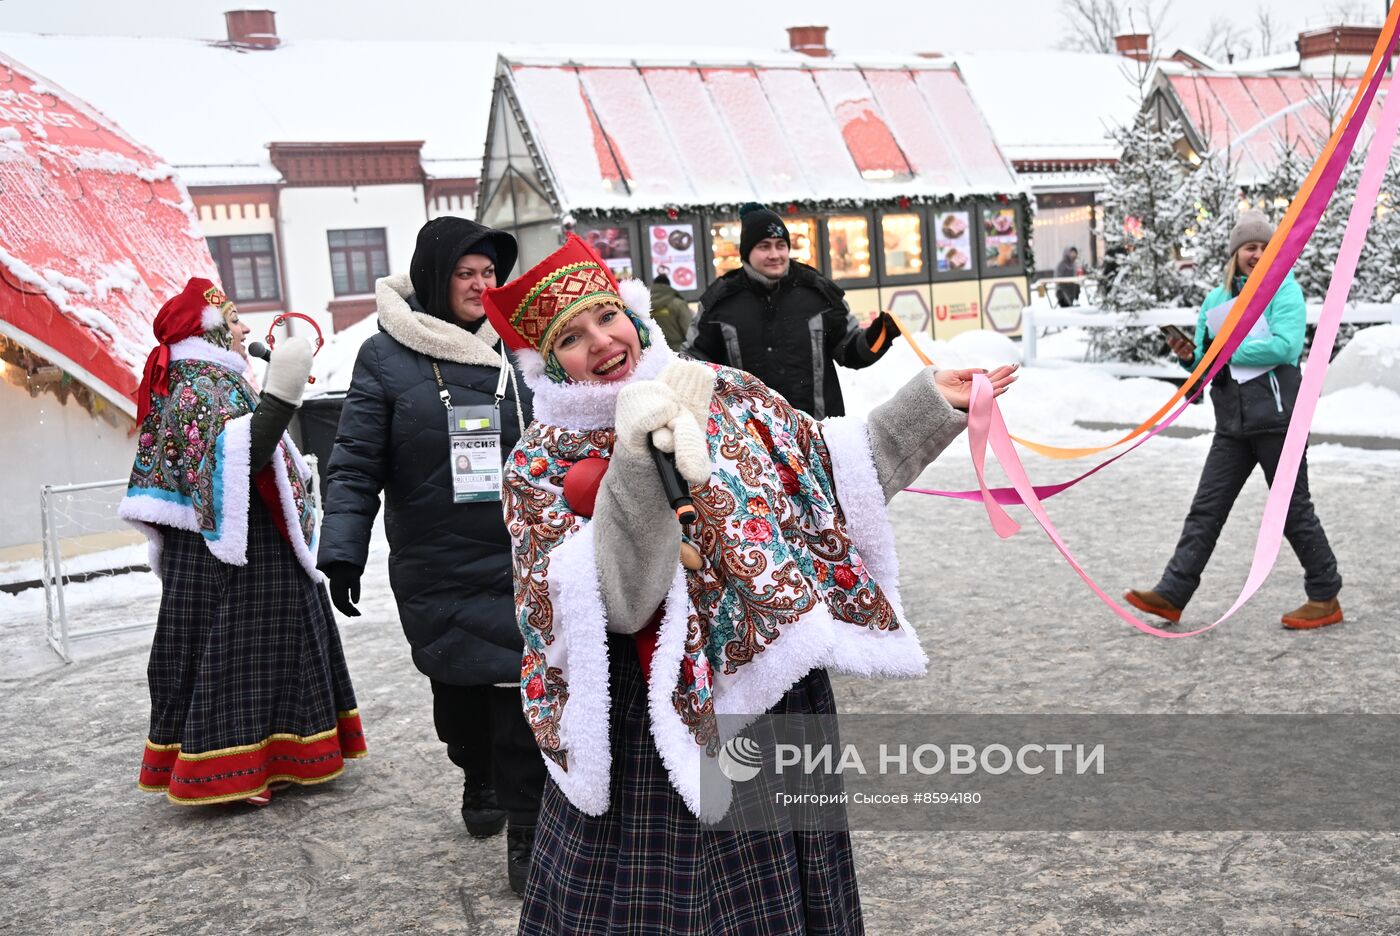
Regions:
[[502, 347, 926, 819], [118, 337, 320, 581]]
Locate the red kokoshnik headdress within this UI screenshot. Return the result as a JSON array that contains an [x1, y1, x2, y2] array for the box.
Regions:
[[482, 234, 625, 353]]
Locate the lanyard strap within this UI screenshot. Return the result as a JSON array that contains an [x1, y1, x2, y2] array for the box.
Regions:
[[431, 362, 452, 411], [432, 358, 512, 412]]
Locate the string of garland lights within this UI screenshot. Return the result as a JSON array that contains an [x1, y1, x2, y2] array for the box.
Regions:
[[564, 191, 1037, 274]]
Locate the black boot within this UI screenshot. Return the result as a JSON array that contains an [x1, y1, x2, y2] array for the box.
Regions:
[[461, 779, 507, 838], [506, 823, 535, 897]]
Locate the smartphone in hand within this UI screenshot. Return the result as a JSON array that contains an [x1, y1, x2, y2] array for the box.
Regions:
[[1158, 324, 1191, 344]]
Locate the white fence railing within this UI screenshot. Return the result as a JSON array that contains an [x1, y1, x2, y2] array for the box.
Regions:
[[40, 454, 321, 663], [1022, 302, 1400, 372]]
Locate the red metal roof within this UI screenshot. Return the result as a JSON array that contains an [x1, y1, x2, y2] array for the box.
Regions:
[[1164, 72, 1386, 181], [0, 51, 217, 416], [505, 60, 1019, 211]]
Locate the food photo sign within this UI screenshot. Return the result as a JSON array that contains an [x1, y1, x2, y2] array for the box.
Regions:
[[650, 223, 698, 290], [935, 210, 973, 275]]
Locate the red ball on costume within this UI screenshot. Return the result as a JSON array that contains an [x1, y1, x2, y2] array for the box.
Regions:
[[562, 456, 610, 518]]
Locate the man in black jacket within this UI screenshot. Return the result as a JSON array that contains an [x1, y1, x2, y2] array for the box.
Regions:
[[682, 203, 897, 418], [317, 217, 542, 896]]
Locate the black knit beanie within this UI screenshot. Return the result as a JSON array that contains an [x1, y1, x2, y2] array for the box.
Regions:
[[738, 202, 790, 264]]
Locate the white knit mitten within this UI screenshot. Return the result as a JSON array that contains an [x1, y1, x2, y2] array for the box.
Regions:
[[264, 336, 313, 406], [660, 408, 712, 485], [658, 360, 716, 428], [614, 381, 680, 454]]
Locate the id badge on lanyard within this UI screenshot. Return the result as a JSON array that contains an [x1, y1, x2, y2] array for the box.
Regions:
[[448, 405, 502, 503], [433, 360, 507, 504]]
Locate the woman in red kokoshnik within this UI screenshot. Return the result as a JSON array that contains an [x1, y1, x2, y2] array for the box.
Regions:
[[120, 278, 364, 806], [487, 236, 1015, 933]]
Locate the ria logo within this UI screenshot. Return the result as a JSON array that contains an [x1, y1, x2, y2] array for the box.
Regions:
[[717, 735, 764, 782]]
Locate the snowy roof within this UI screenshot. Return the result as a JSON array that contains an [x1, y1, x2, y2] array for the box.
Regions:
[[0, 33, 499, 184], [1155, 67, 1392, 184], [950, 51, 1143, 165], [499, 53, 1020, 212], [0, 51, 218, 415]]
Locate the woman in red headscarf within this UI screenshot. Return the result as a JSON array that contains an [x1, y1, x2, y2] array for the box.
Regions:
[[119, 278, 365, 807]]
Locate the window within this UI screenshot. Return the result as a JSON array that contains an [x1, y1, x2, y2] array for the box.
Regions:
[[709, 215, 816, 277], [825, 215, 872, 281], [207, 234, 280, 303], [709, 218, 742, 277], [328, 228, 389, 296], [880, 213, 924, 278], [785, 217, 817, 269]]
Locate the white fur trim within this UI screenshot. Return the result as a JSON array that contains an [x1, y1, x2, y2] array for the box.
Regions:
[[645, 566, 734, 822], [375, 273, 505, 368], [117, 495, 201, 581], [168, 336, 248, 376], [821, 417, 928, 676], [269, 439, 326, 583], [539, 524, 613, 816], [616, 277, 653, 318], [518, 341, 675, 430], [204, 413, 253, 567], [200, 306, 225, 331]]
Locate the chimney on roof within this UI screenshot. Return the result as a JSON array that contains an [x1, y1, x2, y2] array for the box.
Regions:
[[787, 25, 831, 58], [1114, 32, 1151, 61], [1296, 24, 1388, 76], [224, 9, 280, 50]]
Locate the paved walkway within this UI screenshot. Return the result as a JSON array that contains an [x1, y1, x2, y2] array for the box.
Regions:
[[2, 438, 1397, 934]]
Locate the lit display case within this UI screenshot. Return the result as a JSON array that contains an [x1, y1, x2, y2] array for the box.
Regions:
[[824, 213, 876, 287]]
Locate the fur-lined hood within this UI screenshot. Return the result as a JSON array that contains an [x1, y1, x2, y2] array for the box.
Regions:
[[375, 273, 505, 369]]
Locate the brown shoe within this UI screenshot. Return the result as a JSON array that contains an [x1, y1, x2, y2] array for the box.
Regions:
[[1124, 589, 1182, 623], [1282, 597, 1343, 630]]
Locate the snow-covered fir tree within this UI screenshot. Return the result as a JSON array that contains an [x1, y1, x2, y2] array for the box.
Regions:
[[1091, 113, 1194, 363], [1181, 153, 1241, 309], [1354, 153, 1400, 304], [1249, 143, 1372, 357]]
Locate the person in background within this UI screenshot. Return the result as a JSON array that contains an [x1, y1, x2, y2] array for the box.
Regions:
[[317, 217, 543, 895], [1055, 245, 1081, 307], [683, 202, 898, 419], [120, 278, 364, 808], [486, 234, 1016, 933], [647, 271, 693, 348], [1125, 211, 1343, 630]]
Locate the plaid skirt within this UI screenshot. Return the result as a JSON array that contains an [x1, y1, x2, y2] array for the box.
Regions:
[[518, 634, 863, 935], [138, 500, 364, 805]]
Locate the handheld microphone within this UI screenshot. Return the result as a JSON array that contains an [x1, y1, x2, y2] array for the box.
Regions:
[[649, 442, 698, 526]]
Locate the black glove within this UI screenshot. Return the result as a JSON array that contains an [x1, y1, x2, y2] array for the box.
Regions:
[[323, 562, 363, 618], [865, 311, 898, 349]]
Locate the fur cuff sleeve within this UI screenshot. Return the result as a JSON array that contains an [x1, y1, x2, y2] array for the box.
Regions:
[[866, 367, 968, 502]]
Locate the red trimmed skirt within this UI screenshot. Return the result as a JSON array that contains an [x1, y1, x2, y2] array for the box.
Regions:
[[140, 508, 364, 806]]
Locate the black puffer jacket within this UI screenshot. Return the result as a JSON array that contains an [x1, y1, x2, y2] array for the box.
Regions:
[[318, 272, 532, 685], [683, 261, 888, 418]]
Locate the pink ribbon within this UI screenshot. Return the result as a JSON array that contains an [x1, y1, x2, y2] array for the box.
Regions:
[[950, 73, 1400, 637], [910, 30, 1397, 507]]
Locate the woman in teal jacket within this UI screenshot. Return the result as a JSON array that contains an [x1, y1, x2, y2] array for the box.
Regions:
[[1126, 211, 1343, 629]]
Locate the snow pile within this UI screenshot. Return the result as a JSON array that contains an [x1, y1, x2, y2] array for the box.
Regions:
[[307, 312, 381, 396], [1314, 385, 1400, 438], [1323, 324, 1400, 396]]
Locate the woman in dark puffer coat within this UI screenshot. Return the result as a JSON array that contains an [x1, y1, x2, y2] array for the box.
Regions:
[[318, 217, 542, 895]]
